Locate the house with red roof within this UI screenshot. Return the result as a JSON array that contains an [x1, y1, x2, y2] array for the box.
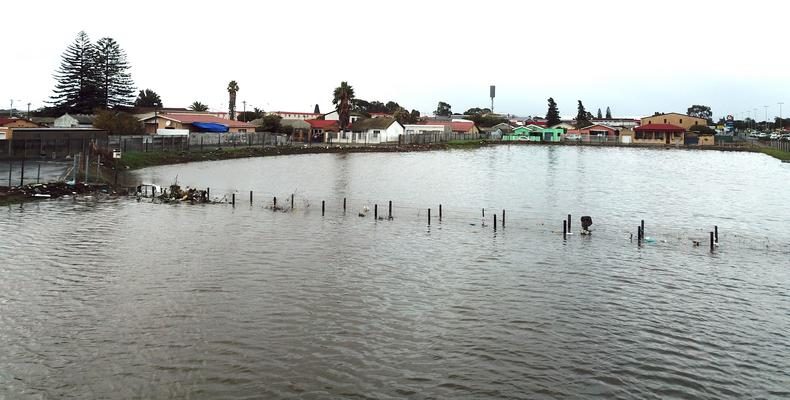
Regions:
[[139, 112, 256, 134], [0, 118, 39, 139], [565, 124, 620, 142], [306, 119, 340, 143], [419, 120, 480, 135], [268, 111, 320, 120]]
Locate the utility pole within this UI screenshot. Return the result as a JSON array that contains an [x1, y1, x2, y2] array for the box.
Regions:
[[242, 100, 247, 122], [779, 102, 784, 131], [764, 105, 769, 130]]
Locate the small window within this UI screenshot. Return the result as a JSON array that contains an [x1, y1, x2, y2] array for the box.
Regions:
[[679, 119, 683, 124], [663, 119, 667, 123], [373, 130, 380, 138]]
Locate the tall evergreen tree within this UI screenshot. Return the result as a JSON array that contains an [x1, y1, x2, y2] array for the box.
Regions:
[[50, 31, 100, 113], [575, 100, 591, 128], [227, 80, 239, 120], [605, 106, 612, 119], [597, 108, 603, 119], [314, 104, 320, 114], [94, 37, 135, 109], [545, 97, 561, 127]]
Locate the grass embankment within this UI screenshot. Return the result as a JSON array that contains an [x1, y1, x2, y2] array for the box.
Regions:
[[447, 140, 491, 149], [759, 147, 790, 161]]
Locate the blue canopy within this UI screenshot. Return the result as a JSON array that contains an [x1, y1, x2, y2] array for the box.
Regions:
[[191, 122, 229, 133]]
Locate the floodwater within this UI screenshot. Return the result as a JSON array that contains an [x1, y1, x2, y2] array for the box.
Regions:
[[2, 145, 789, 399]]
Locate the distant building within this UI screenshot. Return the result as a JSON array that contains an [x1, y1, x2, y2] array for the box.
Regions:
[[419, 120, 479, 135], [641, 113, 706, 130], [404, 124, 451, 135], [566, 124, 620, 142], [0, 118, 40, 140], [591, 118, 640, 129], [279, 119, 312, 142], [322, 110, 363, 125], [633, 124, 685, 145], [267, 111, 320, 120], [346, 117, 404, 143], [54, 113, 95, 128]]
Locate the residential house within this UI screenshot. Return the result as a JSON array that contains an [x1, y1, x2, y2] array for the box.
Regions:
[[549, 122, 576, 132], [419, 120, 480, 135], [566, 124, 620, 142], [267, 111, 320, 120], [279, 119, 312, 142], [139, 113, 256, 134], [54, 113, 95, 128], [633, 124, 685, 145], [0, 118, 39, 140], [369, 112, 392, 118], [306, 119, 340, 143], [345, 117, 404, 143], [503, 124, 563, 142]]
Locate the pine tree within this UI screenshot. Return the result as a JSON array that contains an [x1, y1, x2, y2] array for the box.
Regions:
[[94, 37, 135, 109], [605, 106, 612, 119], [597, 108, 603, 119], [545, 97, 561, 127], [314, 104, 320, 114], [50, 31, 100, 113], [575, 100, 591, 128], [135, 89, 162, 108]]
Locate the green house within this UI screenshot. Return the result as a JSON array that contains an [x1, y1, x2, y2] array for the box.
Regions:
[[503, 125, 563, 142]]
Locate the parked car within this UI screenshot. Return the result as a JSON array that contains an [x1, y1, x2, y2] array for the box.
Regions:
[[781, 134, 790, 141], [757, 132, 771, 139], [769, 133, 781, 140], [564, 133, 582, 141]]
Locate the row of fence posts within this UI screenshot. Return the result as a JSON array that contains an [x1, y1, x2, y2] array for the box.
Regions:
[[633, 219, 719, 252], [223, 194, 724, 251]]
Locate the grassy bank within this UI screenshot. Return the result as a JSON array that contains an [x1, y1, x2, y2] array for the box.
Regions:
[[759, 147, 790, 161], [447, 140, 491, 149]]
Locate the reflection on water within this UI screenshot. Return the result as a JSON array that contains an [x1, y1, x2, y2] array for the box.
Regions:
[[1, 146, 789, 399]]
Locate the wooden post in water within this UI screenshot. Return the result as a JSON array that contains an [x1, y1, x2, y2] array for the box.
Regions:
[[291, 194, 294, 209], [374, 204, 378, 220], [428, 208, 431, 225], [388, 201, 392, 219], [710, 232, 715, 252], [207, 187, 210, 198], [562, 220, 567, 240], [638, 226, 642, 246], [482, 208, 485, 218], [567, 214, 571, 233], [232, 193, 236, 207], [439, 204, 442, 222], [494, 214, 497, 231], [250, 190, 253, 204], [714, 225, 718, 243], [273, 196, 277, 209], [19, 157, 25, 186], [343, 197, 346, 212], [322, 200, 325, 216], [641, 220, 645, 238], [37, 163, 41, 184], [502, 209, 506, 229]]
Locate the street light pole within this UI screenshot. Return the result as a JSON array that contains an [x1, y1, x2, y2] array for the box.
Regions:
[[779, 102, 784, 131], [242, 100, 247, 122], [764, 105, 769, 130]]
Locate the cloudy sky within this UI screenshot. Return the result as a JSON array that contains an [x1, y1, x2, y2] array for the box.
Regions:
[[3, 0, 788, 120]]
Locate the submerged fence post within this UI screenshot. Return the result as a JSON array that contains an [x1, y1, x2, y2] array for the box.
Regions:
[[19, 157, 25, 186], [343, 197, 346, 212], [428, 208, 431, 225], [638, 226, 642, 246], [374, 204, 378, 220], [388, 200, 392, 219], [291, 194, 294, 209], [641, 220, 645, 238], [563, 220, 567, 240], [232, 193, 235, 207], [710, 232, 715, 252], [494, 214, 497, 231], [322, 200, 325, 216], [567, 214, 571, 233], [482, 208, 485, 218], [250, 190, 253, 204], [37, 163, 41, 184], [273, 196, 277, 209], [714, 225, 718, 243], [502, 209, 506, 229], [439, 204, 442, 222], [207, 187, 210, 199]]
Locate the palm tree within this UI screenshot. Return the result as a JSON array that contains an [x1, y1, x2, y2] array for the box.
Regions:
[[227, 80, 239, 120], [189, 101, 208, 111], [332, 81, 355, 131]]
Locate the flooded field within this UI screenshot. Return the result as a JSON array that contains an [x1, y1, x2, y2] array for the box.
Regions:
[[2, 146, 788, 399]]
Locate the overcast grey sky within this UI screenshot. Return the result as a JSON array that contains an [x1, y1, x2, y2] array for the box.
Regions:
[[3, 0, 788, 120]]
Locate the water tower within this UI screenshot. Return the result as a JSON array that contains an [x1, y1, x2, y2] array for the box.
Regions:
[[490, 85, 496, 113]]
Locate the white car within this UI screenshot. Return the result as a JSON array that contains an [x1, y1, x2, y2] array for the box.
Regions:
[[564, 134, 582, 141], [769, 133, 781, 140]]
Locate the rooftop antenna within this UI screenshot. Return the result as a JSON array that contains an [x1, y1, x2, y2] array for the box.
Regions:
[[489, 85, 496, 113]]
